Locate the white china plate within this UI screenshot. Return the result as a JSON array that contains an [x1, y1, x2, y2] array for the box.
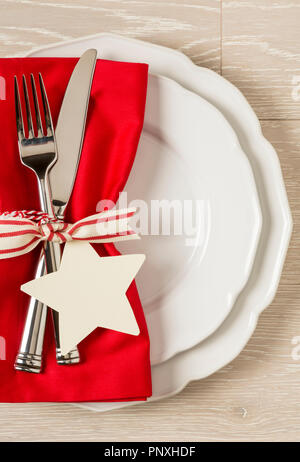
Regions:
[[28, 43, 262, 365], [119, 76, 261, 363], [28, 34, 292, 412]]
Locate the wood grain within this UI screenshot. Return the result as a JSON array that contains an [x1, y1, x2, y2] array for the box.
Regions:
[[222, 0, 300, 119], [0, 0, 299, 443]]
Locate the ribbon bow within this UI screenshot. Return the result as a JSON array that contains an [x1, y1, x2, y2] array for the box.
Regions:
[[0, 208, 138, 259]]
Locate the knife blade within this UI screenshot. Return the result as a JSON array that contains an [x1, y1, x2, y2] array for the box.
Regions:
[[15, 49, 97, 372], [51, 48, 97, 213]]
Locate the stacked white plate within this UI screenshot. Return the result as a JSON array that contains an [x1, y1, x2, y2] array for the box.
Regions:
[[27, 34, 292, 412]]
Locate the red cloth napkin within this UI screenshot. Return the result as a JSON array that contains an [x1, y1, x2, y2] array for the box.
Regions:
[[0, 57, 152, 402]]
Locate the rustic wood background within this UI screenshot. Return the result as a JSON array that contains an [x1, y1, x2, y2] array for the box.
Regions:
[[0, 0, 299, 442]]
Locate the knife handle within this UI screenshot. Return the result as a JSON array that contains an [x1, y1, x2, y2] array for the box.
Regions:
[[43, 235, 81, 365], [51, 205, 81, 365]]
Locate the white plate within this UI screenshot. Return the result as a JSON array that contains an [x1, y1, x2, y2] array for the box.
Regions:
[[118, 76, 261, 363], [28, 34, 292, 411], [27, 44, 262, 365]]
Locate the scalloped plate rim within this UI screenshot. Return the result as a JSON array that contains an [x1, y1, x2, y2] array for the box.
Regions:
[[26, 33, 292, 411]]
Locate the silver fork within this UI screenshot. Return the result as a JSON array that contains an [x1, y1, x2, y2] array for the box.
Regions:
[[14, 74, 62, 371], [15, 74, 57, 219]]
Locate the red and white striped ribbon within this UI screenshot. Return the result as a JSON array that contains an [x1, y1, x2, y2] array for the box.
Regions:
[[0, 208, 138, 259]]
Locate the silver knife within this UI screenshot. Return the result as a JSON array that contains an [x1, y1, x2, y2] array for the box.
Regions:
[[15, 49, 97, 372]]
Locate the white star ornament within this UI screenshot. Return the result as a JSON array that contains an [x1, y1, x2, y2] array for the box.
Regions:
[[21, 241, 145, 356]]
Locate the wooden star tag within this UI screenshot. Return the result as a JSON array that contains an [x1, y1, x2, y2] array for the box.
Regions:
[[21, 241, 145, 355]]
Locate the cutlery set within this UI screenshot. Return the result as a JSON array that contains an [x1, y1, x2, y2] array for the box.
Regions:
[[14, 49, 97, 373], [0, 50, 151, 403]]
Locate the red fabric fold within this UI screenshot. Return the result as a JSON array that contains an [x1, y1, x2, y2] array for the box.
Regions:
[[0, 57, 152, 402]]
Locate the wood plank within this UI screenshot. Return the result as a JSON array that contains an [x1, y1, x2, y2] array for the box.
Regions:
[[222, 0, 300, 119], [0, 0, 221, 72]]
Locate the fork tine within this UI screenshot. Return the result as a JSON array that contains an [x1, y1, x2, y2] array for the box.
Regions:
[[30, 73, 44, 136], [22, 75, 34, 138], [38, 73, 53, 136], [14, 76, 25, 141]]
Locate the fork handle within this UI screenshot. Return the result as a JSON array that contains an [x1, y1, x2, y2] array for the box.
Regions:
[[15, 243, 80, 372], [15, 254, 47, 373], [15, 176, 80, 372]]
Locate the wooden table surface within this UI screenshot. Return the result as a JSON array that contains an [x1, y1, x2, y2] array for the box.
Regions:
[[0, 0, 299, 442]]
